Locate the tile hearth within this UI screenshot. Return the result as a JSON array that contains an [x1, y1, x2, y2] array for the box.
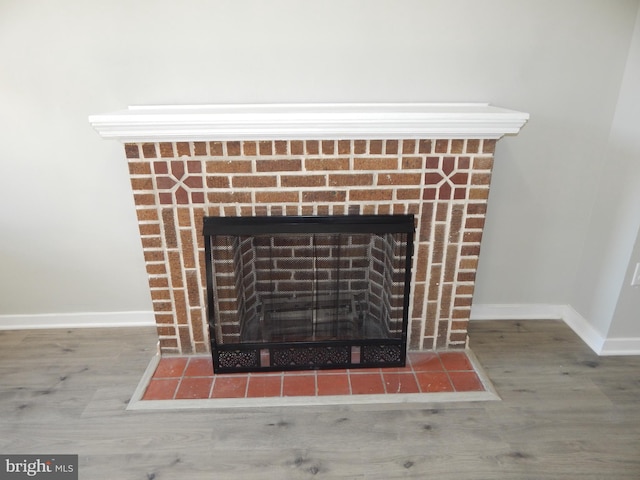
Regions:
[[128, 350, 498, 409]]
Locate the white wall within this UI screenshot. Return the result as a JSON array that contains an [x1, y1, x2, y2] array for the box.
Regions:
[[571, 3, 640, 347], [1, 1, 638, 331], [609, 232, 640, 340]]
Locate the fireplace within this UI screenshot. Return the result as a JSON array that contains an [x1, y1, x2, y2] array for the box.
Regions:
[[204, 214, 414, 372], [89, 103, 528, 362]]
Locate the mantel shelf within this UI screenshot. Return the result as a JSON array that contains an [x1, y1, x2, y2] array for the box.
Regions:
[[89, 103, 529, 142]]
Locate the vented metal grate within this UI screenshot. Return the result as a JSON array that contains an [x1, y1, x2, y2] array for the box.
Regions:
[[204, 215, 414, 373]]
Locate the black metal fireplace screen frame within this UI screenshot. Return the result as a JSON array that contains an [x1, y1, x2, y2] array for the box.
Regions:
[[204, 215, 415, 373]]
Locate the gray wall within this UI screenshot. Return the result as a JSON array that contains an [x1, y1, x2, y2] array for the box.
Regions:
[[1, 0, 639, 345], [571, 4, 640, 343]]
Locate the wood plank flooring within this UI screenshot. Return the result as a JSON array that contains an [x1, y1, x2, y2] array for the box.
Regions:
[[1, 320, 639, 479]]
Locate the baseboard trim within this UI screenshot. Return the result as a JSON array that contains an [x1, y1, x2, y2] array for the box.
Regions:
[[558, 305, 606, 355], [471, 303, 639, 356], [0, 311, 155, 329], [470, 304, 564, 321], [599, 337, 640, 356]]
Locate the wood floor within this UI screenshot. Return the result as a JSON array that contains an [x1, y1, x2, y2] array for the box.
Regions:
[[1, 320, 639, 479]]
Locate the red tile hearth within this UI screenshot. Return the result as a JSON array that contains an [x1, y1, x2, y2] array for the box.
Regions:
[[141, 351, 486, 401]]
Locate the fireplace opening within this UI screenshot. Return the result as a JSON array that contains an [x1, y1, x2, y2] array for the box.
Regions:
[[204, 215, 415, 373]]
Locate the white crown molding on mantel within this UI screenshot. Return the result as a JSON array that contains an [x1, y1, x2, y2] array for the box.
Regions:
[[88, 103, 529, 142]]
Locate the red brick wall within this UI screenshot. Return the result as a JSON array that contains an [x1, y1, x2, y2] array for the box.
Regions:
[[125, 138, 495, 354]]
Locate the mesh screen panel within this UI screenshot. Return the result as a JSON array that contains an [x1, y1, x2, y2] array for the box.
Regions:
[[204, 215, 413, 372]]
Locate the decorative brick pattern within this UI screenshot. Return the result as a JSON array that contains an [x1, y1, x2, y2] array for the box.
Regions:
[[125, 138, 494, 354]]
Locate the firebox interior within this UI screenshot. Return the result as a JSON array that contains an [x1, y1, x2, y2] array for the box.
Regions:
[[204, 215, 414, 373]]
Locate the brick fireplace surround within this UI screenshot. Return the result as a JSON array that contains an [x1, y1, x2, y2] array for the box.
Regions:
[[90, 104, 528, 358]]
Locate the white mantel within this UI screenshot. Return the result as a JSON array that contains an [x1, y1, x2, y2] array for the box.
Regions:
[[89, 103, 529, 142]]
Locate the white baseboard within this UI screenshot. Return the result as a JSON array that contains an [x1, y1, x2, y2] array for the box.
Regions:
[[470, 303, 564, 321], [599, 337, 640, 356], [0, 311, 155, 329], [557, 305, 609, 355], [471, 303, 640, 356]]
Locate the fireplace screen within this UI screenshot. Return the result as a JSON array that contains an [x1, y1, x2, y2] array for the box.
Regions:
[[204, 215, 414, 373]]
